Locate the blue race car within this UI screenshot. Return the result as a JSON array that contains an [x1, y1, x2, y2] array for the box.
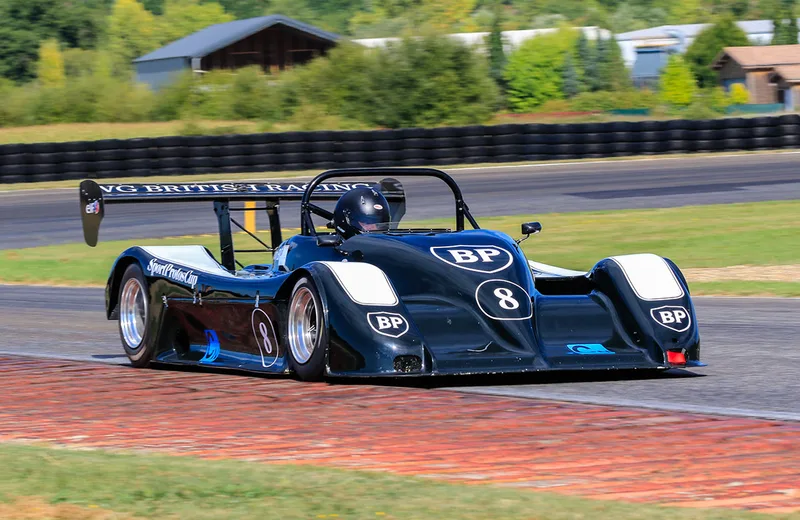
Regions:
[[80, 168, 701, 380]]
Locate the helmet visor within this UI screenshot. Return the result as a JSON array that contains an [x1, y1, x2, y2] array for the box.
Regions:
[[353, 214, 392, 232]]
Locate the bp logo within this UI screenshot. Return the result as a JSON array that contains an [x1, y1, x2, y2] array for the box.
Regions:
[[367, 312, 409, 338], [430, 245, 513, 273], [650, 305, 692, 332]]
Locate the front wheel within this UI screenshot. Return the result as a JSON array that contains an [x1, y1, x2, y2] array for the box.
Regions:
[[286, 277, 328, 381], [118, 263, 155, 368]]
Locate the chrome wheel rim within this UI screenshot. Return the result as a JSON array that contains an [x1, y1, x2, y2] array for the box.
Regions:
[[288, 287, 318, 364], [120, 277, 147, 349]]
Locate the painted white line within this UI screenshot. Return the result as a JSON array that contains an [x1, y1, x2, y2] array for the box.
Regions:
[[446, 386, 800, 422], [445, 150, 800, 172], [0, 350, 129, 365]]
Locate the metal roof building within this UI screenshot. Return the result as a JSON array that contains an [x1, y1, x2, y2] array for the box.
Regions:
[[615, 19, 796, 69], [134, 15, 340, 90]]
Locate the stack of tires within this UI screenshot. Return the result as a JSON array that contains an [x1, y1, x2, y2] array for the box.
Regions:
[[1, 114, 799, 184]]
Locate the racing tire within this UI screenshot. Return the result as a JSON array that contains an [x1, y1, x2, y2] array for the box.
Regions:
[[118, 263, 155, 368], [286, 277, 328, 381]]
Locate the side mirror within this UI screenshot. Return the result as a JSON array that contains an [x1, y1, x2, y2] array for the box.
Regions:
[[521, 222, 542, 235], [316, 234, 342, 247], [517, 222, 541, 244]]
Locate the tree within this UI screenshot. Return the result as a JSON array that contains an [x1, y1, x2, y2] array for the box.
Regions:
[[595, 34, 630, 91], [0, 0, 105, 50], [37, 39, 66, 87], [684, 15, 750, 88], [0, 0, 106, 81], [669, 0, 702, 24], [63, 48, 98, 78], [158, 0, 234, 45], [594, 35, 610, 90], [659, 55, 697, 107], [107, 0, 160, 71], [486, 2, 506, 88], [788, 13, 800, 43], [772, 0, 798, 44], [369, 35, 497, 127], [265, 0, 368, 33], [419, 0, 478, 31], [142, 0, 165, 14], [215, 0, 267, 19], [0, 27, 39, 83], [575, 31, 592, 91], [504, 27, 578, 111], [562, 52, 579, 98]]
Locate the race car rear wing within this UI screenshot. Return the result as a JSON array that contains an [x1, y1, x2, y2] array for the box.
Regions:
[[79, 178, 406, 270]]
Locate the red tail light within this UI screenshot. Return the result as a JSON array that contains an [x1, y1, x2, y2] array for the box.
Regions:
[[667, 350, 686, 365]]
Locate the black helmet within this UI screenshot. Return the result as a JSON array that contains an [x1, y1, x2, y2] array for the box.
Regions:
[[333, 187, 391, 238]]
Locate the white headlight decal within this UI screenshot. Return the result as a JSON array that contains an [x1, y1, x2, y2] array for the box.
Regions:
[[320, 262, 399, 306], [611, 254, 684, 301]]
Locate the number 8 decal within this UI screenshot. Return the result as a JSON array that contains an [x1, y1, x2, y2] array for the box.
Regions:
[[475, 279, 532, 320], [493, 287, 519, 310]]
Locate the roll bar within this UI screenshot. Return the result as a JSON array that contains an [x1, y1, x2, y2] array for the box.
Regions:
[[300, 168, 480, 236]]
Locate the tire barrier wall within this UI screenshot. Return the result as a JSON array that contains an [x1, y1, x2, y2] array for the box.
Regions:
[[2, 115, 799, 184]]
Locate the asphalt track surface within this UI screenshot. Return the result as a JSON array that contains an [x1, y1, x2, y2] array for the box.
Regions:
[[1, 285, 797, 421], [1, 152, 800, 249]]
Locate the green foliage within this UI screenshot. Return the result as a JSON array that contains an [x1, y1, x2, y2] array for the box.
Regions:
[[683, 87, 731, 118], [150, 71, 194, 121], [63, 49, 98, 78], [683, 99, 721, 119], [668, 0, 702, 23], [0, 0, 105, 49], [284, 103, 368, 131], [562, 53, 580, 98], [229, 67, 273, 120], [569, 89, 658, 111], [107, 0, 159, 72], [158, 0, 234, 45], [142, 0, 165, 14], [535, 99, 573, 113], [707, 86, 731, 112], [368, 35, 497, 126], [486, 4, 506, 88], [729, 82, 750, 104], [595, 35, 630, 91], [684, 15, 750, 88], [288, 37, 497, 128], [0, 0, 106, 82], [0, 27, 41, 83], [268, 0, 369, 34], [418, 0, 479, 31], [659, 55, 697, 107], [575, 31, 591, 92], [504, 28, 577, 112], [37, 39, 66, 88], [772, 0, 799, 44], [215, 0, 266, 19], [608, 3, 668, 33]]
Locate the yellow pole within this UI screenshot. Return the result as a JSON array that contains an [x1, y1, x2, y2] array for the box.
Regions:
[[244, 201, 256, 234]]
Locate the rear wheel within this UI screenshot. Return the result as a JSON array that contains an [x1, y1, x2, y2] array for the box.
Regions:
[[118, 263, 155, 367], [286, 277, 328, 381]]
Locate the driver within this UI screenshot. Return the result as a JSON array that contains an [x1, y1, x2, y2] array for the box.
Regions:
[[332, 187, 391, 238]]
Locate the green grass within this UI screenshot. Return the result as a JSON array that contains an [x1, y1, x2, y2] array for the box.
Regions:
[[1, 200, 797, 295], [0, 120, 262, 145], [0, 443, 790, 520], [688, 281, 800, 297]]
